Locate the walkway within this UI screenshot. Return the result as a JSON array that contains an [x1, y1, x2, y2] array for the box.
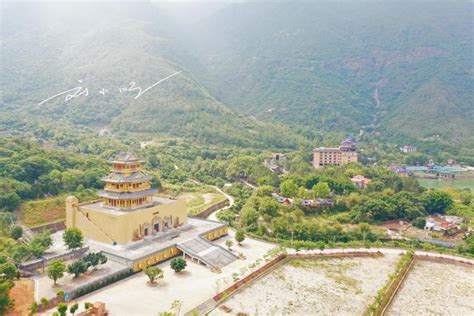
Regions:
[[207, 185, 235, 222]]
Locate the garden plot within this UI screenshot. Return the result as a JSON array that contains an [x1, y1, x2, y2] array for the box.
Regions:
[[387, 260, 474, 316], [211, 254, 400, 316]]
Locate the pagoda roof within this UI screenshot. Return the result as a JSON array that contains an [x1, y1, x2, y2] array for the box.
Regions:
[[98, 188, 158, 199], [102, 171, 152, 183], [109, 152, 144, 164]]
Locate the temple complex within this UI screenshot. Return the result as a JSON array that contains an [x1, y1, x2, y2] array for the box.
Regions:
[[66, 152, 234, 272]]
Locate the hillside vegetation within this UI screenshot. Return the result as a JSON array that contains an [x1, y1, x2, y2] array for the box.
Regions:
[[1, 1, 472, 154]]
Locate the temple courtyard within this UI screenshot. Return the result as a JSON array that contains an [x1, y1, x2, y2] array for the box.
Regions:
[[43, 231, 276, 315]]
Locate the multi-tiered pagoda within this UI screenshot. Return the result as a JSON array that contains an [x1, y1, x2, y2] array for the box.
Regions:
[[98, 152, 157, 210]]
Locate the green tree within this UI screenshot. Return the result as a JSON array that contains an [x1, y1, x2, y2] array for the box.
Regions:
[[239, 206, 259, 231], [258, 197, 279, 217], [235, 230, 245, 246], [460, 190, 472, 206], [82, 252, 107, 270], [255, 185, 274, 197], [412, 217, 426, 229], [170, 257, 187, 273], [47, 259, 66, 286], [63, 228, 83, 250], [225, 239, 233, 250], [11, 244, 32, 263], [30, 301, 39, 314], [10, 225, 23, 240], [69, 303, 79, 315], [0, 262, 19, 282], [0, 192, 21, 211], [67, 260, 88, 278], [216, 209, 236, 226], [0, 281, 13, 315], [280, 179, 298, 197], [57, 303, 68, 316], [144, 266, 163, 284], [422, 190, 453, 214], [312, 182, 330, 198]]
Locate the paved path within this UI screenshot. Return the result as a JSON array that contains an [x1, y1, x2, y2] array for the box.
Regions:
[[207, 186, 234, 222]]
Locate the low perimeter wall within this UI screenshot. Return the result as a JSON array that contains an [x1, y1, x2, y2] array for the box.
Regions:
[[19, 247, 89, 272], [194, 200, 230, 219], [189, 251, 382, 315]]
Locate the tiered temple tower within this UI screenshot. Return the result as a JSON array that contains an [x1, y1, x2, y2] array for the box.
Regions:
[[98, 152, 157, 210], [66, 152, 187, 245]]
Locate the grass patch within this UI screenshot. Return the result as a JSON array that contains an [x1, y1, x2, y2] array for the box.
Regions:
[[20, 190, 97, 227]]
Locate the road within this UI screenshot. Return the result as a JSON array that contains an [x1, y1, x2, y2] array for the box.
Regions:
[[207, 185, 234, 222]]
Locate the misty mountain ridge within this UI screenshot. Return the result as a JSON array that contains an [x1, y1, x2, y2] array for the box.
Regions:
[[1, 1, 472, 153]]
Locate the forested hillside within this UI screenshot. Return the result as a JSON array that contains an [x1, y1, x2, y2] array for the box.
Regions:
[[1, 1, 472, 154], [170, 1, 473, 149], [0, 2, 306, 149]]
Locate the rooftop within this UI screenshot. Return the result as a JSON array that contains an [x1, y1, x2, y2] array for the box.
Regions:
[[98, 188, 158, 200], [109, 152, 144, 164], [102, 171, 152, 183]]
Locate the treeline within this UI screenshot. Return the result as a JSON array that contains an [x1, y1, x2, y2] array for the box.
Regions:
[[0, 137, 109, 211], [219, 163, 472, 248]]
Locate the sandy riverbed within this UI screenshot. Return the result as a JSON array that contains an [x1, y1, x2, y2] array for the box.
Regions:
[[387, 260, 474, 316], [211, 253, 400, 316]]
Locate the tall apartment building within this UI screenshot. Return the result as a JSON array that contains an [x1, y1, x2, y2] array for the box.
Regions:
[[313, 138, 358, 169]]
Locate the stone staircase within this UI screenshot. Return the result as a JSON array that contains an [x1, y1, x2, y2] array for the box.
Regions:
[[177, 236, 238, 269]]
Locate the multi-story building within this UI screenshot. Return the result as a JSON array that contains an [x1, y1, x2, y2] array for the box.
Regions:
[[66, 152, 189, 245], [313, 139, 358, 169]]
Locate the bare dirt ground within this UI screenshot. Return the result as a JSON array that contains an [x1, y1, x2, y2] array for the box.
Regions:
[[212, 253, 400, 316], [7, 279, 34, 316], [387, 260, 474, 316]]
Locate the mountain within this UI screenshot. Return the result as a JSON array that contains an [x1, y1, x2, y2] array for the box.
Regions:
[[166, 1, 473, 149], [0, 2, 306, 149], [1, 1, 472, 153]]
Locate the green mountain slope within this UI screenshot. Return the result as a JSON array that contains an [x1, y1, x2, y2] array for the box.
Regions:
[[0, 2, 305, 148], [169, 1, 473, 147], [1, 1, 472, 152]]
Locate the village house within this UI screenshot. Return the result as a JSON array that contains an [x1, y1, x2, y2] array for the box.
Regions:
[[264, 152, 287, 175], [400, 145, 417, 153], [424, 214, 464, 235], [301, 198, 334, 209], [350, 175, 371, 189], [271, 193, 293, 205]]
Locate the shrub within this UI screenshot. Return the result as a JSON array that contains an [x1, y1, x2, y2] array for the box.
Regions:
[[170, 257, 187, 273]]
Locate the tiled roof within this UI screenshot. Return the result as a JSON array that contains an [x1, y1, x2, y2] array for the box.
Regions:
[[109, 152, 143, 163], [98, 188, 158, 199], [102, 171, 152, 183]]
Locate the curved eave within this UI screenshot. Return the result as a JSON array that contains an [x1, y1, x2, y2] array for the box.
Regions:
[[101, 173, 152, 183], [108, 159, 144, 164], [98, 188, 158, 199]]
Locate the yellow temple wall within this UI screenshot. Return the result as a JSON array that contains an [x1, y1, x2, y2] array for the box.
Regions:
[[66, 197, 187, 245]]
